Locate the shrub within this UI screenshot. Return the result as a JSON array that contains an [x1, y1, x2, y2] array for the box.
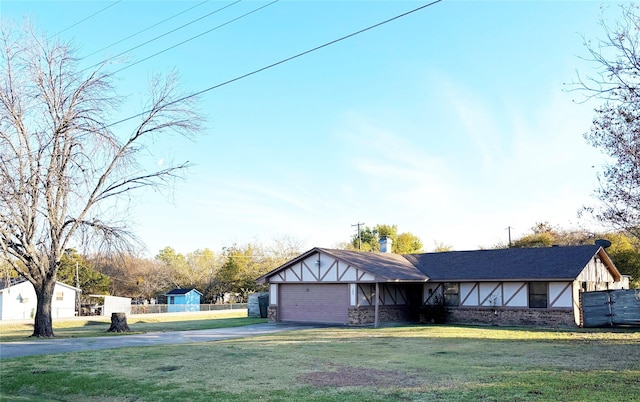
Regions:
[[419, 294, 448, 324]]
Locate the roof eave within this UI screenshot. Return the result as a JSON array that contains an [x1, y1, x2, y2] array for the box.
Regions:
[[426, 278, 577, 282], [375, 278, 430, 283], [596, 247, 622, 281]]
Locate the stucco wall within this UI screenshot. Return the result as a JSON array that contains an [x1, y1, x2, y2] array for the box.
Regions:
[[356, 284, 409, 307], [267, 252, 375, 284], [446, 307, 576, 327]]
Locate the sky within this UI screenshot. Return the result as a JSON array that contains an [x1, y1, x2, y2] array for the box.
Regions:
[[1, 0, 626, 256]]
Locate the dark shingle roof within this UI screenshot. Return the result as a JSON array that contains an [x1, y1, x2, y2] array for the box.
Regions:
[[166, 288, 198, 295], [319, 248, 428, 281], [259, 244, 618, 284], [403, 245, 604, 281]]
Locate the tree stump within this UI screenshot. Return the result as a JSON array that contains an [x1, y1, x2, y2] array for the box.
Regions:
[[107, 312, 131, 333]]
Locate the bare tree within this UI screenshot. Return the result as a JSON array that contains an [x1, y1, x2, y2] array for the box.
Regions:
[[573, 5, 640, 240], [264, 235, 303, 266], [0, 23, 202, 337], [92, 254, 169, 301]]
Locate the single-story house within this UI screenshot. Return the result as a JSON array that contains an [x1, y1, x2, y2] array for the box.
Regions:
[[166, 288, 202, 313], [257, 240, 624, 327], [0, 279, 81, 320]]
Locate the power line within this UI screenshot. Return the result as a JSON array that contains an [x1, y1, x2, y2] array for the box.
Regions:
[[107, 0, 273, 76], [105, 0, 443, 128], [49, 0, 123, 40], [81, 0, 211, 60], [81, 0, 243, 73]]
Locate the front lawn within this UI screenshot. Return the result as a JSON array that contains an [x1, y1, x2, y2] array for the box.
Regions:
[[0, 311, 262, 342], [1, 325, 638, 401]]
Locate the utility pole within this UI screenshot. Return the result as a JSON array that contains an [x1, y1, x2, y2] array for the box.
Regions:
[[351, 222, 365, 250], [209, 265, 214, 304], [506, 226, 513, 248], [75, 261, 80, 316]]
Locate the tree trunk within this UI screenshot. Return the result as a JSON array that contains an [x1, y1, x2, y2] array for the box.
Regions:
[[32, 279, 56, 338], [107, 312, 131, 333]]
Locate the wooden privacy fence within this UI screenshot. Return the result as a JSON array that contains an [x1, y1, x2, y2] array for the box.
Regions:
[[581, 289, 640, 327]]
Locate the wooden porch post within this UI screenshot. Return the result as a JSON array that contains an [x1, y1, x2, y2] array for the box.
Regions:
[[374, 282, 379, 328]]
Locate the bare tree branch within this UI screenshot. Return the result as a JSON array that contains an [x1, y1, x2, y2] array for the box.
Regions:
[[572, 5, 640, 241], [0, 20, 204, 337]]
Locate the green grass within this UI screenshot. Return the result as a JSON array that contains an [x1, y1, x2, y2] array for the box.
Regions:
[[1, 324, 639, 401], [0, 311, 264, 342]]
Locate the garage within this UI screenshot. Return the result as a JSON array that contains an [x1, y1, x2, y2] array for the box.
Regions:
[[278, 283, 349, 324]]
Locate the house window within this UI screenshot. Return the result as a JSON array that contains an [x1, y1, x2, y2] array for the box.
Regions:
[[55, 292, 64, 301], [528, 282, 547, 308], [443, 283, 459, 306], [169, 296, 174, 304]]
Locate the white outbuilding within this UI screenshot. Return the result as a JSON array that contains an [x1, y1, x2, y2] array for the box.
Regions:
[[0, 279, 80, 320]]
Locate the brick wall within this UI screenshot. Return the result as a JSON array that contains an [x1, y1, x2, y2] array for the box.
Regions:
[[348, 306, 409, 325], [270, 304, 576, 327], [447, 307, 577, 327], [267, 305, 277, 322]]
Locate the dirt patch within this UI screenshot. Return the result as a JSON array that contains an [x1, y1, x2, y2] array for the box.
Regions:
[[297, 365, 423, 388]]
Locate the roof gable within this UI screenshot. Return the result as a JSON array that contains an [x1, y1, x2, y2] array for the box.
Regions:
[[258, 247, 427, 283], [166, 288, 202, 296]]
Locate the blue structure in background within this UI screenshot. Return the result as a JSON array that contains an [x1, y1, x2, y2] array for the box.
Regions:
[[166, 288, 203, 312]]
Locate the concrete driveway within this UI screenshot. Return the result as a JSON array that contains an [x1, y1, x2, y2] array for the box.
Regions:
[[0, 323, 316, 359]]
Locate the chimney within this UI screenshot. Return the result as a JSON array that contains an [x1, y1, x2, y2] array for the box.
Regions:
[[379, 236, 393, 253]]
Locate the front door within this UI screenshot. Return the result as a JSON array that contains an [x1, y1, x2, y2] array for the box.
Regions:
[[406, 284, 423, 321]]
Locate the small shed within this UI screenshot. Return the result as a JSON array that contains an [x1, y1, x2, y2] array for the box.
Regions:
[[0, 279, 80, 320], [89, 295, 132, 316], [166, 288, 202, 313]]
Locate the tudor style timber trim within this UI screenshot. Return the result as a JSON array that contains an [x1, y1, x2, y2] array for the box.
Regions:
[[267, 251, 376, 284], [461, 283, 479, 305], [356, 283, 409, 307], [426, 281, 575, 309], [503, 282, 527, 306], [549, 282, 573, 308]]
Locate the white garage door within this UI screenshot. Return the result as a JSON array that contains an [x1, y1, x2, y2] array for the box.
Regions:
[[279, 284, 349, 324]]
